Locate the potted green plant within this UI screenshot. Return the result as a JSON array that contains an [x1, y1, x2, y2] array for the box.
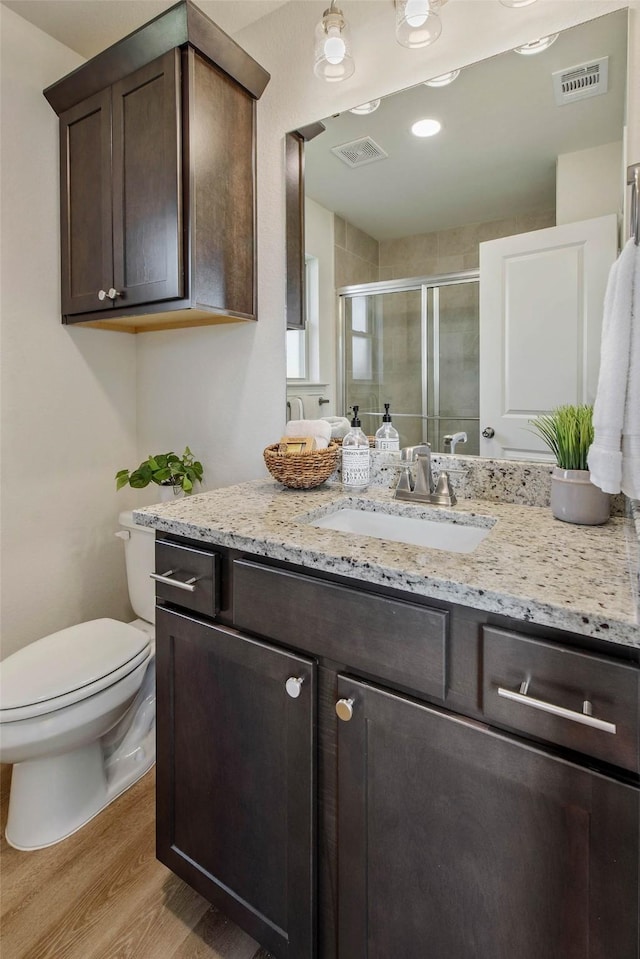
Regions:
[[116, 447, 204, 499], [529, 405, 609, 525]]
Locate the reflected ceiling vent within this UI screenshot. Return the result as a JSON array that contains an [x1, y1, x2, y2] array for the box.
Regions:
[[552, 57, 608, 105], [331, 136, 388, 168]]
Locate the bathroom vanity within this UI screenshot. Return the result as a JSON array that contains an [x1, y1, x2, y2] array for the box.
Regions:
[[136, 480, 640, 959]]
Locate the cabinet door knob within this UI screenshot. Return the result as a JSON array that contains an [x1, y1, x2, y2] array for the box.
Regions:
[[335, 698, 354, 722], [98, 289, 108, 300], [285, 676, 305, 698], [107, 288, 120, 300]]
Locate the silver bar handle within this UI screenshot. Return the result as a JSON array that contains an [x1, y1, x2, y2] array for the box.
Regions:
[[497, 683, 616, 734], [149, 570, 197, 593]]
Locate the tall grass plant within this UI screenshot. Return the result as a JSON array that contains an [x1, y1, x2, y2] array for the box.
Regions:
[[529, 405, 594, 471]]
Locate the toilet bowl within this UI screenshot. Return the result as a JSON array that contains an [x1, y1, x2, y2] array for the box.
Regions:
[[0, 512, 157, 850]]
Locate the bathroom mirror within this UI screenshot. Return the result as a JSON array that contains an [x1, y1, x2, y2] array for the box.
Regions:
[[286, 9, 628, 459]]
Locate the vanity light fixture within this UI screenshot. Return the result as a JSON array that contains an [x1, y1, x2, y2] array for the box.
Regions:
[[314, 0, 355, 82], [349, 99, 381, 115], [411, 118, 442, 137], [395, 0, 444, 49], [424, 69, 460, 87], [513, 33, 559, 55]]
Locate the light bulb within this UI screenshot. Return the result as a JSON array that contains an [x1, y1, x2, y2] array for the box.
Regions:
[[405, 0, 429, 28], [500, 0, 538, 7], [349, 100, 381, 115], [424, 69, 460, 88], [324, 28, 346, 65], [513, 33, 558, 55]]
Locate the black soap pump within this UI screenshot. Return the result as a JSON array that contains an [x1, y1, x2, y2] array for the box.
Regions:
[[375, 403, 400, 451], [342, 406, 370, 489]]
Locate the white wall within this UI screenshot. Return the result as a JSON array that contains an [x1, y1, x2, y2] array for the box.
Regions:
[[305, 197, 337, 407], [0, 7, 139, 658], [2, 0, 639, 658], [557, 141, 624, 225]]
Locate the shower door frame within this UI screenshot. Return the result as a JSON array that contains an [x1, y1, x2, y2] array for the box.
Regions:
[[337, 270, 479, 446]]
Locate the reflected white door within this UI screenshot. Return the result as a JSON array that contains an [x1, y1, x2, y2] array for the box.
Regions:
[[479, 214, 617, 459]]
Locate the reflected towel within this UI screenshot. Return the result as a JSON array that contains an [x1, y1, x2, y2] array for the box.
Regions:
[[322, 416, 352, 440], [285, 418, 332, 449], [588, 238, 640, 499], [287, 395, 304, 421]]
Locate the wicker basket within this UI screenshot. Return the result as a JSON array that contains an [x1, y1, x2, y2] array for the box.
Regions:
[[263, 440, 341, 489]]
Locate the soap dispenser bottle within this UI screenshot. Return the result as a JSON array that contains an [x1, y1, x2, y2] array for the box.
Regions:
[[375, 403, 400, 451], [342, 406, 370, 490]]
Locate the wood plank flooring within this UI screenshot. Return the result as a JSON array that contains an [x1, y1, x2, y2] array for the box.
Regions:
[[0, 765, 272, 959]]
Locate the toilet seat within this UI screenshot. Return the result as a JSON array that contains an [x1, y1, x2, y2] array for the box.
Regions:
[[0, 619, 152, 723]]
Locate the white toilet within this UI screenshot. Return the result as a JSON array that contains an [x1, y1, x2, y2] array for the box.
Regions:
[[0, 511, 156, 851]]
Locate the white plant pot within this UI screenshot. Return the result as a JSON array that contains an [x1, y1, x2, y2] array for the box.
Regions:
[[550, 468, 610, 525], [157, 485, 183, 503]]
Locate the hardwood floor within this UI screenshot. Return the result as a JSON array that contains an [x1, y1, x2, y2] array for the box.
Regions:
[[0, 765, 272, 959]]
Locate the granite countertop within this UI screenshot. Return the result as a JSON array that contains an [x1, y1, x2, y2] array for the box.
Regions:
[[134, 480, 640, 649]]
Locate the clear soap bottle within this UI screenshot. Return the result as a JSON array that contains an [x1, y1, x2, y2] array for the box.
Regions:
[[342, 406, 370, 490], [375, 403, 400, 451]]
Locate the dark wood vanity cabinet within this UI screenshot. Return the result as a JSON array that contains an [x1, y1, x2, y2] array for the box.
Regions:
[[45, 0, 269, 332], [154, 541, 640, 959], [155, 605, 316, 959]]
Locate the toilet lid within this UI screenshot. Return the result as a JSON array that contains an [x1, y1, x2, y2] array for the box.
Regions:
[[0, 619, 150, 710]]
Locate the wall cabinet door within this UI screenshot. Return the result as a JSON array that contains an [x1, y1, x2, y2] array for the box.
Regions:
[[156, 607, 316, 959], [59, 51, 181, 317], [59, 89, 113, 316], [336, 676, 639, 959]]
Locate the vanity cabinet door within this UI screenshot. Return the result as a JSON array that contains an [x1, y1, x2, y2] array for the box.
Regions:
[[336, 676, 639, 959], [156, 607, 316, 959]]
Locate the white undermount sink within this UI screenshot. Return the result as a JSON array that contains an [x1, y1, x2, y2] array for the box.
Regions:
[[309, 507, 494, 554]]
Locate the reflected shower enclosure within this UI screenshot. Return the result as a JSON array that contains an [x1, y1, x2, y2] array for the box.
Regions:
[[340, 271, 480, 453]]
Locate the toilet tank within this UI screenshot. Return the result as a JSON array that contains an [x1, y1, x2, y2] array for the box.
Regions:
[[118, 512, 156, 625]]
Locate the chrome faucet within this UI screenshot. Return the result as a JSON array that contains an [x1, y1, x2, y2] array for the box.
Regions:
[[443, 431, 468, 455], [394, 443, 457, 506]]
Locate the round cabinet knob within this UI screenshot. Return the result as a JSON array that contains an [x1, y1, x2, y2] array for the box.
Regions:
[[285, 676, 305, 699], [482, 427, 495, 439], [107, 288, 120, 300], [98, 289, 108, 301], [335, 698, 355, 722]]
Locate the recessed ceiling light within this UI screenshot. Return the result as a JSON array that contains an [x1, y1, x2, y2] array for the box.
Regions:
[[500, 0, 538, 7], [349, 100, 381, 115], [513, 33, 559, 55], [424, 69, 460, 88], [411, 118, 442, 138]]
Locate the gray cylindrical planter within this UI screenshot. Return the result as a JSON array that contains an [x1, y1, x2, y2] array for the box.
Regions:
[[550, 467, 610, 525]]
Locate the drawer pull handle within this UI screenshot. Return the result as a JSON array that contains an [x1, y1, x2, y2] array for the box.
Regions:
[[150, 570, 198, 593], [497, 683, 617, 735], [336, 698, 355, 722], [285, 676, 305, 698]]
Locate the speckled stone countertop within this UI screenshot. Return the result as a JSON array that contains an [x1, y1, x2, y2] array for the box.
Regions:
[[134, 479, 639, 649]]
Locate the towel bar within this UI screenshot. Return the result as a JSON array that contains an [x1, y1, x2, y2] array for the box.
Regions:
[[628, 162, 640, 246]]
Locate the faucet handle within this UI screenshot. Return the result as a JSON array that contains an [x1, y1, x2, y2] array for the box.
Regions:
[[433, 471, 457, 506]]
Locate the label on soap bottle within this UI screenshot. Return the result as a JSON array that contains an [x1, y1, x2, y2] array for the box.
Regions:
[[342, 448, 370, 488], [375, 438, 400, 451]]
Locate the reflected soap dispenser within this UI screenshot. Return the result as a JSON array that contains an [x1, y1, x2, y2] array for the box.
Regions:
[[342, 406, 370, 490], [375, 403, 400, 451]]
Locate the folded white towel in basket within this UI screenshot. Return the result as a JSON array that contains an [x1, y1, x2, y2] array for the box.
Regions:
[[285, 418, 332, 449], [321, 416, 352, 440], [588, 237, 640, 499]]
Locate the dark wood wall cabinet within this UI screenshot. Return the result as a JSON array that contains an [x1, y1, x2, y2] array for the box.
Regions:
[[44, 0, 269, 333], [154, 536, 640, 959]]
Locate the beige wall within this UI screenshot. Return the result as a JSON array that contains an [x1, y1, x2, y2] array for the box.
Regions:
[[0, 7, 138, 657], [556, 141, 624, 226], [334, 216, 380, 287], [2, 0, 638, 657]]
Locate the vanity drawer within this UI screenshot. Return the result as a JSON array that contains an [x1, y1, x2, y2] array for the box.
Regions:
[[482, 626, 640, 773], [233, 558, 448, 701], [154, 539, 220, 617]]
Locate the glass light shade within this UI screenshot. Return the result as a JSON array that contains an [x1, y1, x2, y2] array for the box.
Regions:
[[314, 7, 355, 82], [395, 0, 442, 49], [424, 69, 460, 87], [500, 0, 538, 6], [411, 118, 442, 137], [349, 100, 381, 115], [513, 33, 559, 55]]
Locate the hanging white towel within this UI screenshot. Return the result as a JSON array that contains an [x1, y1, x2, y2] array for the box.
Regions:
[[287, 395, 304, 422], [588, 237, 640, 499]]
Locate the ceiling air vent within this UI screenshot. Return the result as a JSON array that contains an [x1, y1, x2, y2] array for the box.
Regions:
[[552, 57, 609, 106], [331, 136, 389, 168]]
